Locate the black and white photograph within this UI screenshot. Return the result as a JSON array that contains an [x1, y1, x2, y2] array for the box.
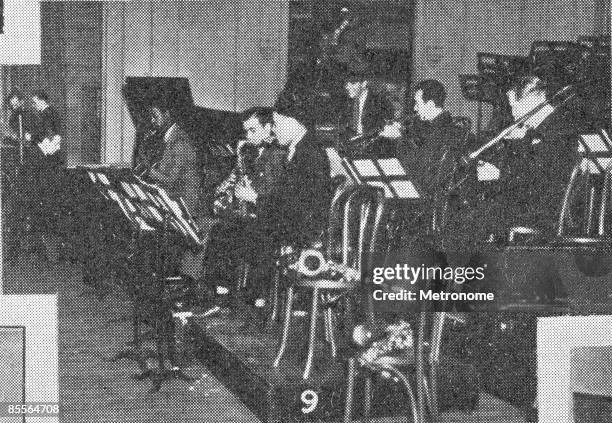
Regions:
[[0, 326, 25, 423], [0, 1, 610, 422]]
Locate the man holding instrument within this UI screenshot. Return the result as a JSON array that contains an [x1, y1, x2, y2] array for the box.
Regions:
[[480, 75, 588, 238], [146, 102, 202, 217]]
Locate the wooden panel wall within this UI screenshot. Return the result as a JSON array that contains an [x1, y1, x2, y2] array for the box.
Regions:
[[100, 0, 289, 165], [4, 1, 102, 166]]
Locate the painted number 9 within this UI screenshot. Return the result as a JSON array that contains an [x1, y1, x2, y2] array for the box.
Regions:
[[300, 389, 318, 414]]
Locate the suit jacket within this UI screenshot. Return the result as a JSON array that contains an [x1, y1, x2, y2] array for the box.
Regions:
[[285, 132, 332, 246], [481, 105, 588, 238], [256, 132, 331, 247], [346, 89, 395, 136], [150, 123, 202, 217]]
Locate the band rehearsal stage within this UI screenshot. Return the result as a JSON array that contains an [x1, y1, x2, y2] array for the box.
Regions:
[[192, 307, 483, 423]]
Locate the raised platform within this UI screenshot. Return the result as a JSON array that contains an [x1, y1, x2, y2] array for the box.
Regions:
[[192, 307, 480, 423], [192, 309, 417, 423]]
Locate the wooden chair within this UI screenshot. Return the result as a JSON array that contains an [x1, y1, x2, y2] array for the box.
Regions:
[[273, 184, 386, 379]]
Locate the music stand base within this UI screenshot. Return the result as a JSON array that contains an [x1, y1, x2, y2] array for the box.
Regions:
[[133, 367, 195, 392]]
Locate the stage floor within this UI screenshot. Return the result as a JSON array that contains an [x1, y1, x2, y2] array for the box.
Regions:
[[192, 307, 527, 423]]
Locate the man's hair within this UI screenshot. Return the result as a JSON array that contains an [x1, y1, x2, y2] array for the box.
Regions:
[[149, 101, 173, 115], [31, 90, 49, 102], [509, 75, 547, 101], [414, 79, 446, 108], [346, 69, 370, 84], [240, 106, 274, 126], [5, 88, 24, 105]]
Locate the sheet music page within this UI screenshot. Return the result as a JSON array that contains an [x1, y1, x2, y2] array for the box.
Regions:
[[120, 182, 137, 198], [580, 157, 612, 174], [389, 180, 420, 199], [578, 134, 610, 153], [86, 171, 97, 183], [95, 172, 111, 186], [377, 158, 407, 176], [353, 159, 381, 177], [131, 183, 149, 201]]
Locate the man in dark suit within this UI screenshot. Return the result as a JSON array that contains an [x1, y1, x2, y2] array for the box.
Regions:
[[343, 70, 401, 157], [5, 88, 36, 148], [203, 107, 331, 309], [147, 103, 202, 217], [482, 75, 587, 238], [25, 90, 66, 261], [225, 106, 332, 249]]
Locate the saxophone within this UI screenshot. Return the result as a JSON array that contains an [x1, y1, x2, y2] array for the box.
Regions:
[[213, 136, 277, 217], [355, 321, 413, 367]]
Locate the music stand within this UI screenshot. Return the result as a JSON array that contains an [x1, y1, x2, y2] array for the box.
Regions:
[[459, 74, 499, 141], [341, 156, 421, 201], [558, 130, 612, 238], [477, 53, 528, 88], [84, 168, 202, 391], [528, 41, 585, 88]]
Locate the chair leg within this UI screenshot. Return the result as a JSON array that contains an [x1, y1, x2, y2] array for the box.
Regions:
[[363, 373, 372, 423], [269, 267, 281, 323], [303, 288, 319, 379], [325, 306, 337, 358], [273, 286, 294, 368], [427, 364, 440, 421], [343, 357, 356, 423]]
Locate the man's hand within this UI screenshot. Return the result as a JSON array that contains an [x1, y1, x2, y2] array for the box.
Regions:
[[379, 121, 402, 139], [235, 181, 258, 203], [38, 135, 61, 155]]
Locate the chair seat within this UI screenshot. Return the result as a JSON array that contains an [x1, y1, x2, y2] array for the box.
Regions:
[[285, 269, 360, 290], [370, 350, 416, 368], [294, 277, 360, 290]]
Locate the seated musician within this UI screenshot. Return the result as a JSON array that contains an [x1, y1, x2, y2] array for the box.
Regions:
[[343, 68, 402, 156], [203, 107, 331, 309], [482, 74, 587, 238], [378, 80, 466, 315]]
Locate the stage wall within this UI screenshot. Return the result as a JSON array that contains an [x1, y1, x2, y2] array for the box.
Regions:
[[412, 0, 610, 127], [100, 0, 289, 165]]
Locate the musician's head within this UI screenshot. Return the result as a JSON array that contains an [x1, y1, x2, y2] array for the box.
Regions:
[[413, 79, 445, 121], [6, 88, 25, 110], [149, 103, 174, 131], [241, 106, 274, 145], [272, 111, 306, 147], [345, 69, 369, 99], [31, 90, 50, 112], [507, 75, 547, 120]]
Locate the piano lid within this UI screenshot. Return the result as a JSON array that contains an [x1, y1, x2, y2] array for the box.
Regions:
[[122, 77, 243, 148]]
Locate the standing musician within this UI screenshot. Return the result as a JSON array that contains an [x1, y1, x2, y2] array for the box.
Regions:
[[5, 88, 36, 153], [377, 80, 466, 315], [144, 102, 202, 217], [343, 68, 402, 156], [24, 91, 66, 261]]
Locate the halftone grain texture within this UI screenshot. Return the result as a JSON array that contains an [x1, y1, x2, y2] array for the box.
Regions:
[[3, 256, 257, 423]]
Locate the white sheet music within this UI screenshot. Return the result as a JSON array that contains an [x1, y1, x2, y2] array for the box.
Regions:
[[377, 158, 406, 176], [353, 159, 380, 177], [578, 134, 610, 153], [389, 180, 420, 199], [96, 172, 111, 186], [120, 182, 137, 198]]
